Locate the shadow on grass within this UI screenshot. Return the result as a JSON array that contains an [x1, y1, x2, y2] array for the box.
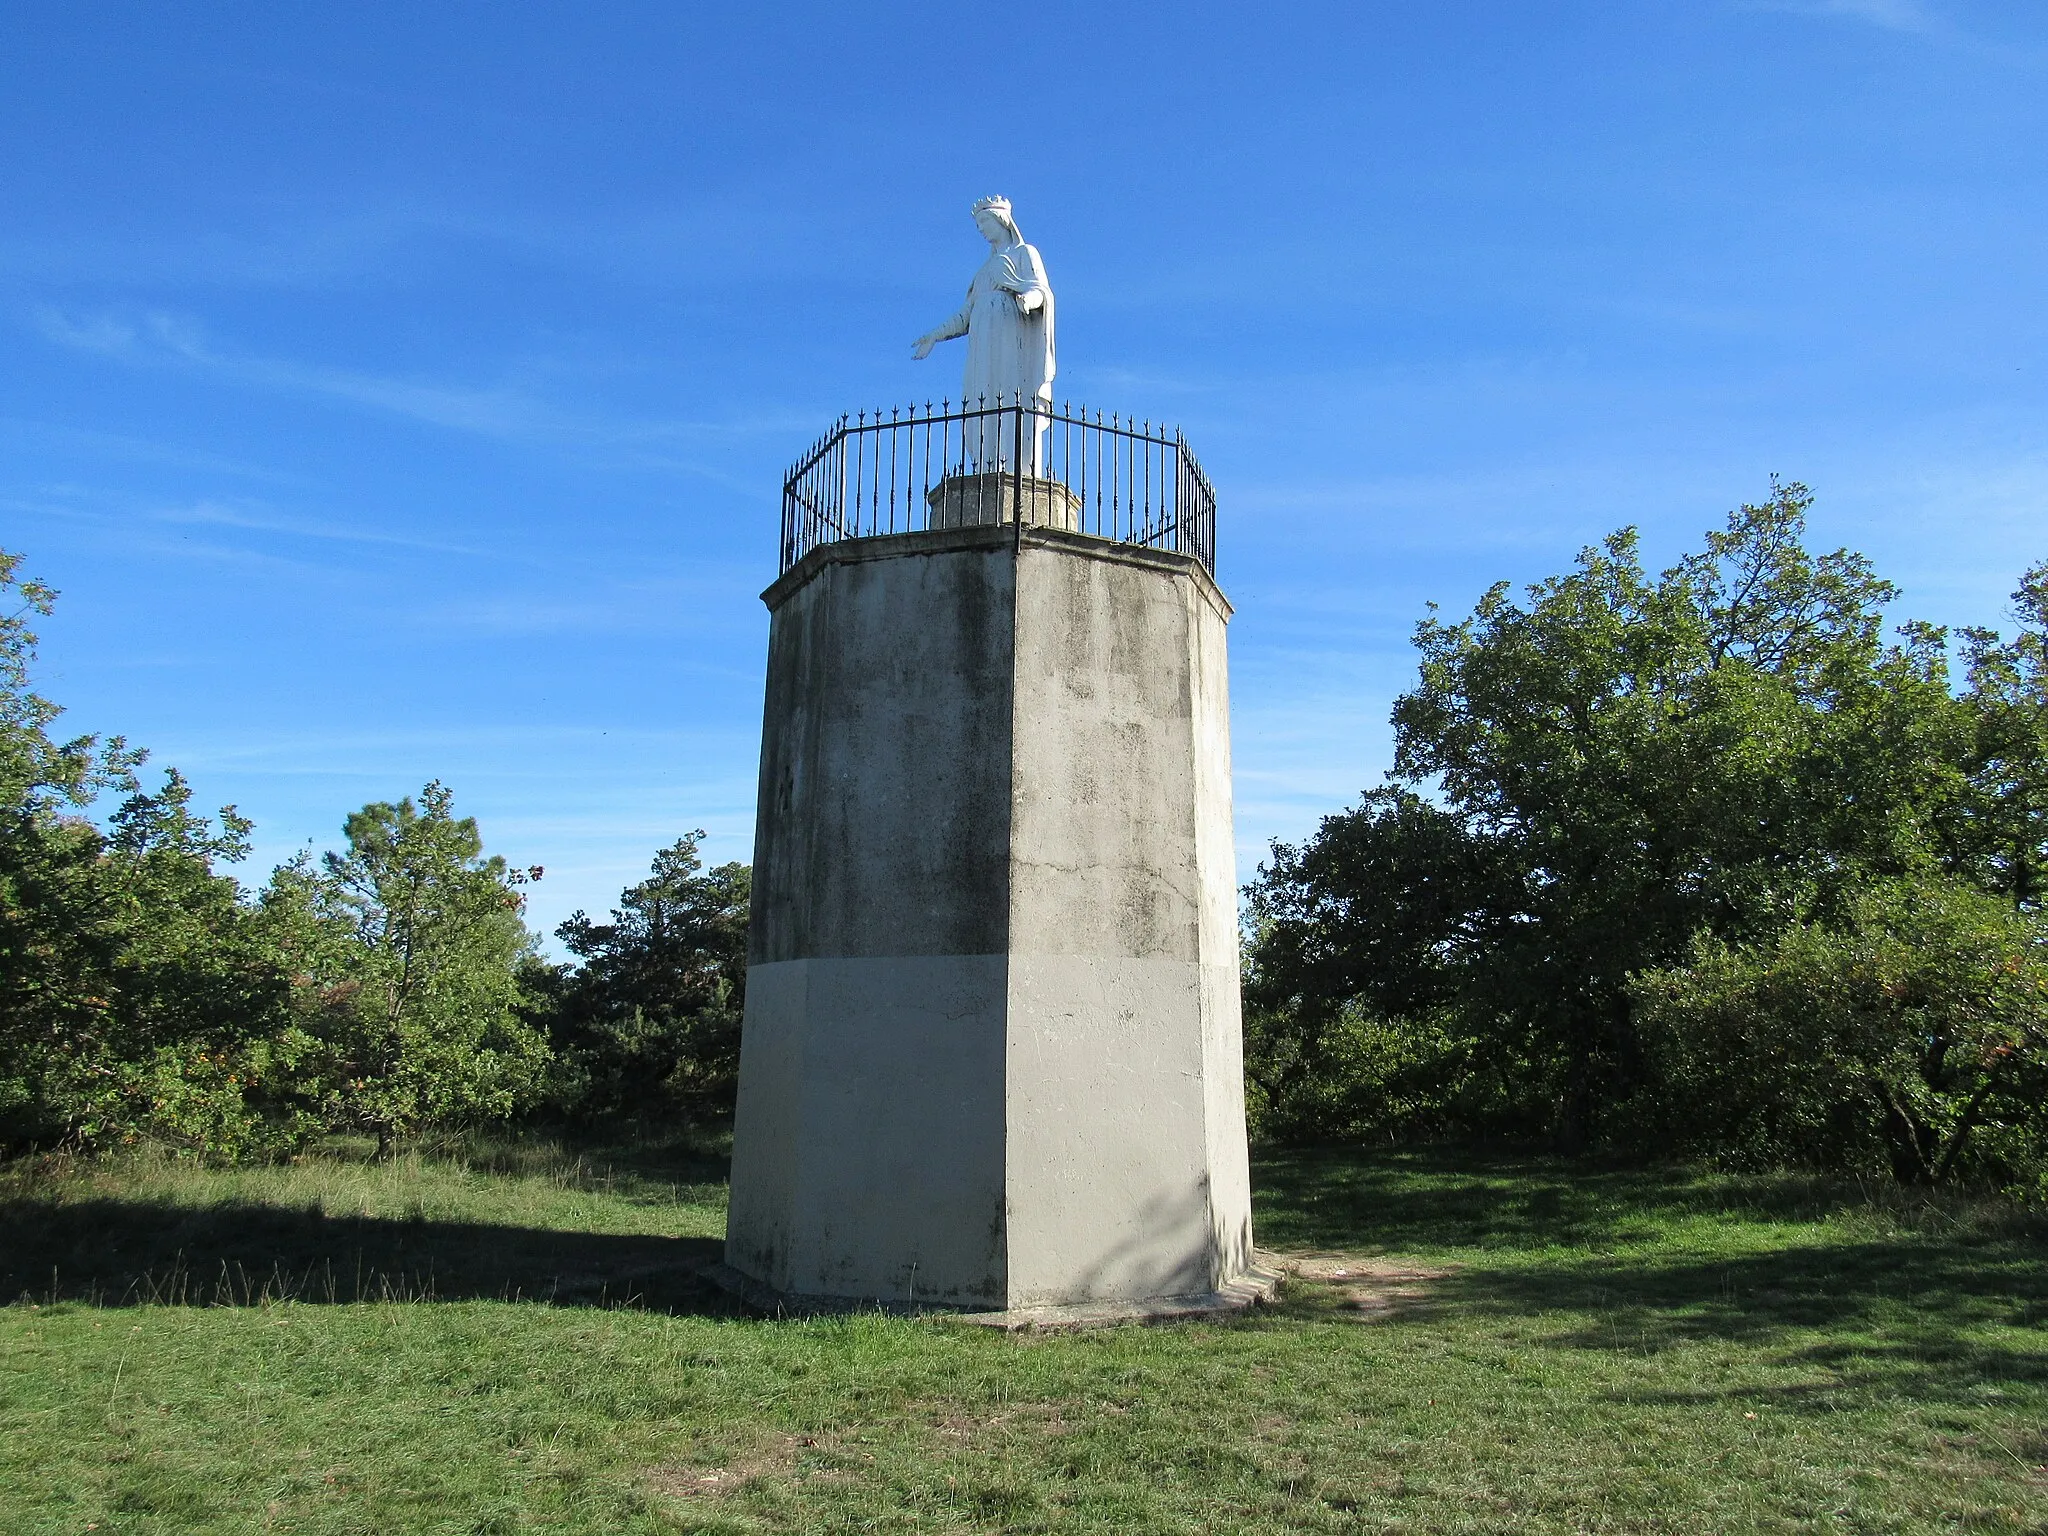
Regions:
[[1438, 1236, 2048, 1419], [0, 1197, 737, 1315], [1256, 1145, 2048, 1417], [1251, 1143, 1879, 1254]]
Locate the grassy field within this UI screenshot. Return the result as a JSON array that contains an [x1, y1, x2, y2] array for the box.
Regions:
[[3, 1140, 2045, 1535]]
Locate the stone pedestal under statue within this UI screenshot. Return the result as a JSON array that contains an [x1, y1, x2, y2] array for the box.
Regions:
[[720, 520, 1264, 1321], [927, 471, 1080, 532]]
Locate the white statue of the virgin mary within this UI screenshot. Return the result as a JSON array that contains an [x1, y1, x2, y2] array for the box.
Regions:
[[912, 196, 1055, 473]]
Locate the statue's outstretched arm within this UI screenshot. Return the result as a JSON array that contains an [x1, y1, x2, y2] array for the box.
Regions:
[[911, 302, 971, 360]]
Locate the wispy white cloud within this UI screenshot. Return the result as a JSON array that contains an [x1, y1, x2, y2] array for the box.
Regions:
[[419, 579, 760, 640], [1741, 0, 1941, 34], [152, 498, 489, 558], [27, 306, 807, 462], [34, 307, 567, 437], [0, 491, 349, 580], [1816, 0, 1936, 30], [1, 485, 504, 568], [0, 416, 306, 484], [0, 193, 824, 294]]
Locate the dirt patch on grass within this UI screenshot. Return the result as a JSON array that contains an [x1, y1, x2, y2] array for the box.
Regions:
[[1277, 1253, 1457, 1320], [643, 1429, 872, 1501], [643, 1403, 1080, 1504], [930, 1401, 1077, 1446]]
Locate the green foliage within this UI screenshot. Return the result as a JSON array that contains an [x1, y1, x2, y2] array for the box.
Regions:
[[1243, 787, 1541, 1142], [544, 832, 751, 1127], [1949, 562, 2048, 907], [274, 782, 550, 1154], [0, 550, 298, 1154], [0, 543, 566, 1158], [0, 541, 774, 1157], [0, 547, 143, 815], [0, 768, 300, 1157], [1247, 488, 2044, 1175], [1634, 875, 2048, 1187]]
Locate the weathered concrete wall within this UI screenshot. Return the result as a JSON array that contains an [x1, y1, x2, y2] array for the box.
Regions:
[[746, 527, 1016, 963], [725, 522, 1254, 1312], [1000, 535, 1244, 1307], [1189, 573, 1256, 1285], [728, 528, 1018, 1307]]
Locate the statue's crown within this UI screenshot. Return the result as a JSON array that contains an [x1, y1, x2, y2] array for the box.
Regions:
[[972, 195, 1013, 217]]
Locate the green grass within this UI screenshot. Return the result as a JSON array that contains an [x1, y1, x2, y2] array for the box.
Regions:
[[3, 1141, 2045, 1534]]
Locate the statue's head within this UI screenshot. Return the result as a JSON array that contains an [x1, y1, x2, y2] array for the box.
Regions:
[[971, 195, 1021, 246]]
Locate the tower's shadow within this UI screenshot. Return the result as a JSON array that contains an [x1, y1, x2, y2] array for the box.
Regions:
[[1, 1195, 737, 1315]]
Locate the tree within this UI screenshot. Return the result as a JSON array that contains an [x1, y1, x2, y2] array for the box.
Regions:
[[1242, 789, 1532, 1141], [0, 548, 294, 1155], [0, 548, 143, 819], [546, 833, 751, 1126], [277, 782, 549, 1155], [1948, 562, 2048, 911], [1, 767, 299, 1154], [1246, 484, 1972, 1147]]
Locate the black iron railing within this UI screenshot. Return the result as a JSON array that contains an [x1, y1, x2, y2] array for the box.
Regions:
[[780, 395, 1216, 577]]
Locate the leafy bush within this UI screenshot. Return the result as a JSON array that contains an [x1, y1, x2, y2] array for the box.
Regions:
[[1633, 877, 2048, 1185]]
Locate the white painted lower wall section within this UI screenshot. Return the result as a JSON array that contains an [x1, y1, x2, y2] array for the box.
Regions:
[[725, 952, 1257, 1312], [726, 956, 1010, 1307]]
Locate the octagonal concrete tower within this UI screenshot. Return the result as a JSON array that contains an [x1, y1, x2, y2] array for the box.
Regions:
[[723, 503, 1259, 1319]]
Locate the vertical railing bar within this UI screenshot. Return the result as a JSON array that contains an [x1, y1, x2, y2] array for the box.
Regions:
[[1065, 408, 1075, 533], [857, 416, 866, 536], [1011, 394, 1024, 539], [1094, 408, 1103, 535], [1179, 434, 1196, 565], [1143, 422, 1152, 548], [1109, 413, 1119, 541]]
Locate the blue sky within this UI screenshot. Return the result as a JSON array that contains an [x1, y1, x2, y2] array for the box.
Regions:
[[4, 0, 2044, 943]]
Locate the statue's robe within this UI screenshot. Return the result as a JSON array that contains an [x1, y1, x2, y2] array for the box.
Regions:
[[956, 240, 1055, 410], [927, 240, 1054, 474]]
